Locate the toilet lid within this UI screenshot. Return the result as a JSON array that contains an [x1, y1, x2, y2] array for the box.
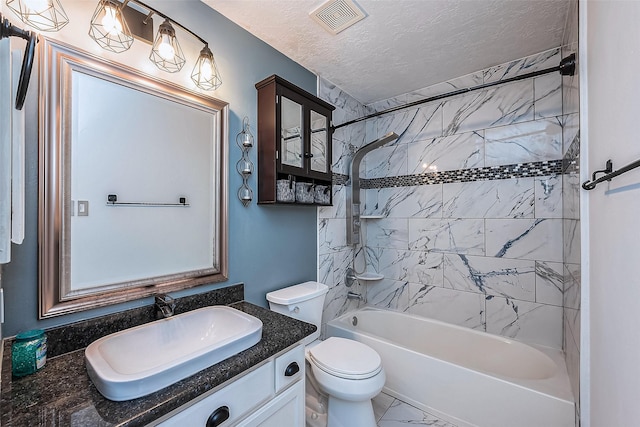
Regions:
[[308, 337, 382, 380]]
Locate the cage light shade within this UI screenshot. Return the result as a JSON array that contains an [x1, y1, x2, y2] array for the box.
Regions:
[[150, 19, 186, 73], [191, 45, 222, 91], [88, 0, 134, 53], [6, 0, 69, 32]]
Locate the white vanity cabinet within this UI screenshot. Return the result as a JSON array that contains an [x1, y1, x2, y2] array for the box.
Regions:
[[235, 381, 304, 427], [151, 344, 305, 427]]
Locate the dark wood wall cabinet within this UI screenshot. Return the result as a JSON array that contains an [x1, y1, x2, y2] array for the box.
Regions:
[[256, 75, 335, 205]]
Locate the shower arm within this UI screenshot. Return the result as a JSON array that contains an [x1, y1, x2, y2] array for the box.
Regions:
[[349, 148, 365, 206], [346, 132, 399, 246]]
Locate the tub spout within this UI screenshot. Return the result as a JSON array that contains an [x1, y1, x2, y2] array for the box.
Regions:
[[347, 291, 363, 301]]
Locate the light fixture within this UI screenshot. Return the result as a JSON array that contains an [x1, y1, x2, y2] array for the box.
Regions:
[[86, 0, 222, 91], [191, 45, 222, 91], [88, 0, 134, 53], [149, 19, 185, 73], [6, 0, 69, 32]]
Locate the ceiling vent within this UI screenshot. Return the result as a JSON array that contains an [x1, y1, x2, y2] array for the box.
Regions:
[[310, 0, 367, 35]]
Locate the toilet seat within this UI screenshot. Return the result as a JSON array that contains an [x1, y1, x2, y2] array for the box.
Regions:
[[307, 337, 382, 380]]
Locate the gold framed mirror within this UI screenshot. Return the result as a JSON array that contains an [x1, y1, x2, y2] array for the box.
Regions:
[[38, 37, 228, 318]]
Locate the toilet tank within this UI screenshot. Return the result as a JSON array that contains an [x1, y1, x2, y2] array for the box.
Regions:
[[266, 281, 329, 343]]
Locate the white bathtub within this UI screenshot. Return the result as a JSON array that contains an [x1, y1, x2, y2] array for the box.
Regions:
[[327, 307, 574, 427]]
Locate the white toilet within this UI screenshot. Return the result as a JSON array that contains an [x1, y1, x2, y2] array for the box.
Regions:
[[267, 281, 385, 427]]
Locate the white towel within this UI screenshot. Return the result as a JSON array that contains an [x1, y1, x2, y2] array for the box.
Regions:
[[0, 39, 11, 263], [11, 48, 25, 245]]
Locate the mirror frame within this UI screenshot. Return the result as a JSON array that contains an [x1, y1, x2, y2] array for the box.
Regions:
[[38, 37, 229, 318]]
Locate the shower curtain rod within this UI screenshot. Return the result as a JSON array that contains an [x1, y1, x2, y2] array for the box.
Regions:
[[331, 53, 576, 131]]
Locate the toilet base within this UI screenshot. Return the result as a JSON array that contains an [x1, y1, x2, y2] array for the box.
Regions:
[[327, 396, 376, 427], [305, 403, 328, 427]]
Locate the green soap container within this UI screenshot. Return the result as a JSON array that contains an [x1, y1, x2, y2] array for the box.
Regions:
[[12, 329, 47, 377]]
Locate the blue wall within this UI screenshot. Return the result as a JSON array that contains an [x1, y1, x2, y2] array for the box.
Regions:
[[1, 0, 319, 336]]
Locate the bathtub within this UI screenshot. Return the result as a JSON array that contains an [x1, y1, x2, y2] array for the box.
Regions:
[[326, 307, 574, 427]]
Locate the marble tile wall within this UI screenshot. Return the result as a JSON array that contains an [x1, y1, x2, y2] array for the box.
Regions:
[[317, 80, 372, 334], [561, 0, 581, 423], [319, 46, 570, 350]]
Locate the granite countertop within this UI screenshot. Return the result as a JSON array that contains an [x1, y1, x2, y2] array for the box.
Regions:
[[0, 301, 316, 426]]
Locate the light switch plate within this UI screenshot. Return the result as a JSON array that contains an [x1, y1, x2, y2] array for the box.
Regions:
[[78, 200, 89, 216]]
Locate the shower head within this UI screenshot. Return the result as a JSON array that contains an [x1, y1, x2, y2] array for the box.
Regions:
[[350, 132, 399, 180], [349, 131, 399, 200]]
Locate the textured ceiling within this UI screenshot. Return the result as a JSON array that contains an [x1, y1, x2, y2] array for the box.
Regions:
[[202, 0, 569, 104]]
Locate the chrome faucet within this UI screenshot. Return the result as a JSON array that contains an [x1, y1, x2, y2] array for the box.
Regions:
[[155, 294, 176, 318], [347, 291, 364, 301]]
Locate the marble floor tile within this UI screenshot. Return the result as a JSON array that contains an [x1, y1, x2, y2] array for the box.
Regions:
[[377, 399, 458, 427], [372, 392, 396, 422]]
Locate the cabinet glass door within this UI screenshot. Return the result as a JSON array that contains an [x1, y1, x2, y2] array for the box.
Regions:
[[280, 96, 303, 169], [309, 109, 329, 174]]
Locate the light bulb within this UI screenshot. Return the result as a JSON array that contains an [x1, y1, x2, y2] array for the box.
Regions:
[[192, 45, 220, 90], [157, 34, 175, 61], [101, 5, 123, 37], [201, 59, 213, 80], [23, 0, 51, 13]]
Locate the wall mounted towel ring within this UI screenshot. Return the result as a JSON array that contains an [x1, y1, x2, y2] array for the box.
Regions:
[[0, 14, 37, 110]]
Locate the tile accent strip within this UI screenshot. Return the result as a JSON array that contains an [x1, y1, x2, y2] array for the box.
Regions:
[[333, 173, 349, 185], [332, 160, 563, 190]]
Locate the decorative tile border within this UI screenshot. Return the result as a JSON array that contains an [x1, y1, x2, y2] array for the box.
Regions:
[[333, 173, 349, 185], [331, 160, 563, 190]]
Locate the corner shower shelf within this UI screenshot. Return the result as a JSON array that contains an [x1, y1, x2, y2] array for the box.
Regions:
[[360, 215, 384, 219], [355, 272, 384, 281]]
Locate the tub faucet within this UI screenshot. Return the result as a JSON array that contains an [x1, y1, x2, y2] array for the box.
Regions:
[[155, 294, 176, 318], [347, 291, 364, 301]]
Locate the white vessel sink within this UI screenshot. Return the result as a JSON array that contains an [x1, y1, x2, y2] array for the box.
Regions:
[[85, 306, 263, 401]]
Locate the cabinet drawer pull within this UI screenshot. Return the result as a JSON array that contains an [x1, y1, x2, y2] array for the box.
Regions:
[[284, 362, 300, 377], [206, 406, 230, 427]]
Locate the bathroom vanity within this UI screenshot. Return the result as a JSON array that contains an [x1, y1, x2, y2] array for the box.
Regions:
[[153, 345, 305, 426], [0, 287, 315, 426]]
